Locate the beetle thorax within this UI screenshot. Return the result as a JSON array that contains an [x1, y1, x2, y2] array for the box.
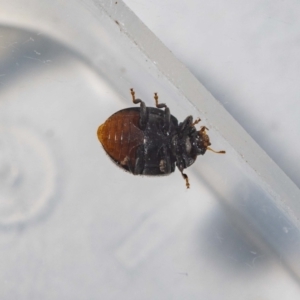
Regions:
[[172, 125, 212, 169], [171, 132, 197, 169]]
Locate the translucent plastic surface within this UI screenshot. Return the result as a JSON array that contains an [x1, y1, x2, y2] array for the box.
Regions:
[[1, 1, 300, 299]]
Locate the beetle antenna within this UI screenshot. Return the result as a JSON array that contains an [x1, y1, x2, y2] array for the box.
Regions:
[[207, 147, 226, 154], [199, 126, 209, 132]]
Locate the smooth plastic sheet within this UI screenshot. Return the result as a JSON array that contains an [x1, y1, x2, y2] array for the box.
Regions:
[[1, 1, 300, 299]]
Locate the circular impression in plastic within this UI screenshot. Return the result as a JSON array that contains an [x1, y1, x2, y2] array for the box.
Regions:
[[0, 125, 57, 227]]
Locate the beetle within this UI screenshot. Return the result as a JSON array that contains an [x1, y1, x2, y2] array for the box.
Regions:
[[97, 88, 225, 188]]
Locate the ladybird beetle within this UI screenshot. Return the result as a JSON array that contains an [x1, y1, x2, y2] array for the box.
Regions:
[[97, 89, 225, 188]]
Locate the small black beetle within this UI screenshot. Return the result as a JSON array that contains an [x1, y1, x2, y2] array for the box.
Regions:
[[97, 89, 225, 188]]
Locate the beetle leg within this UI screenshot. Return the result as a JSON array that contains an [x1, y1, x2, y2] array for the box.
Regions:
[[180, 169, 190, 189], [130, 88, 147, 129], [130, 88, 139, 104], [159, 145, 172, 173], [176, 162, 190, 189], [199, 126, 209, 132], [191, 118, 201, 127], [133, 145, 145, 174], [178, 116, 193, 132], [154, 92, 170, 132]]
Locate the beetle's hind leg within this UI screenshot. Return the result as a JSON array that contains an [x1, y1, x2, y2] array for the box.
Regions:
[[133, 145, 145, 175], [130, 88, 147, 129], [130, 88, 142, 104], [154, 92, 171, 132]]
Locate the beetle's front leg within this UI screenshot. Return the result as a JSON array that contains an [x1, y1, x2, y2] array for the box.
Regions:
[[176, 161, 190, 189]]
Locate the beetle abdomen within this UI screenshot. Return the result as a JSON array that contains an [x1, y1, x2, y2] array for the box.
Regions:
[[97, 109, 144, 171]]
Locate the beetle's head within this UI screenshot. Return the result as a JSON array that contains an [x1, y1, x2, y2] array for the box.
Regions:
[[195, 126, 211, 155], [182, 125, 225, 168], [174, 118, 225, 169]]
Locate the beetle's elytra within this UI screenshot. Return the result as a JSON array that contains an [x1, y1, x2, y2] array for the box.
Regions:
[[97, 89, 225, 188]]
